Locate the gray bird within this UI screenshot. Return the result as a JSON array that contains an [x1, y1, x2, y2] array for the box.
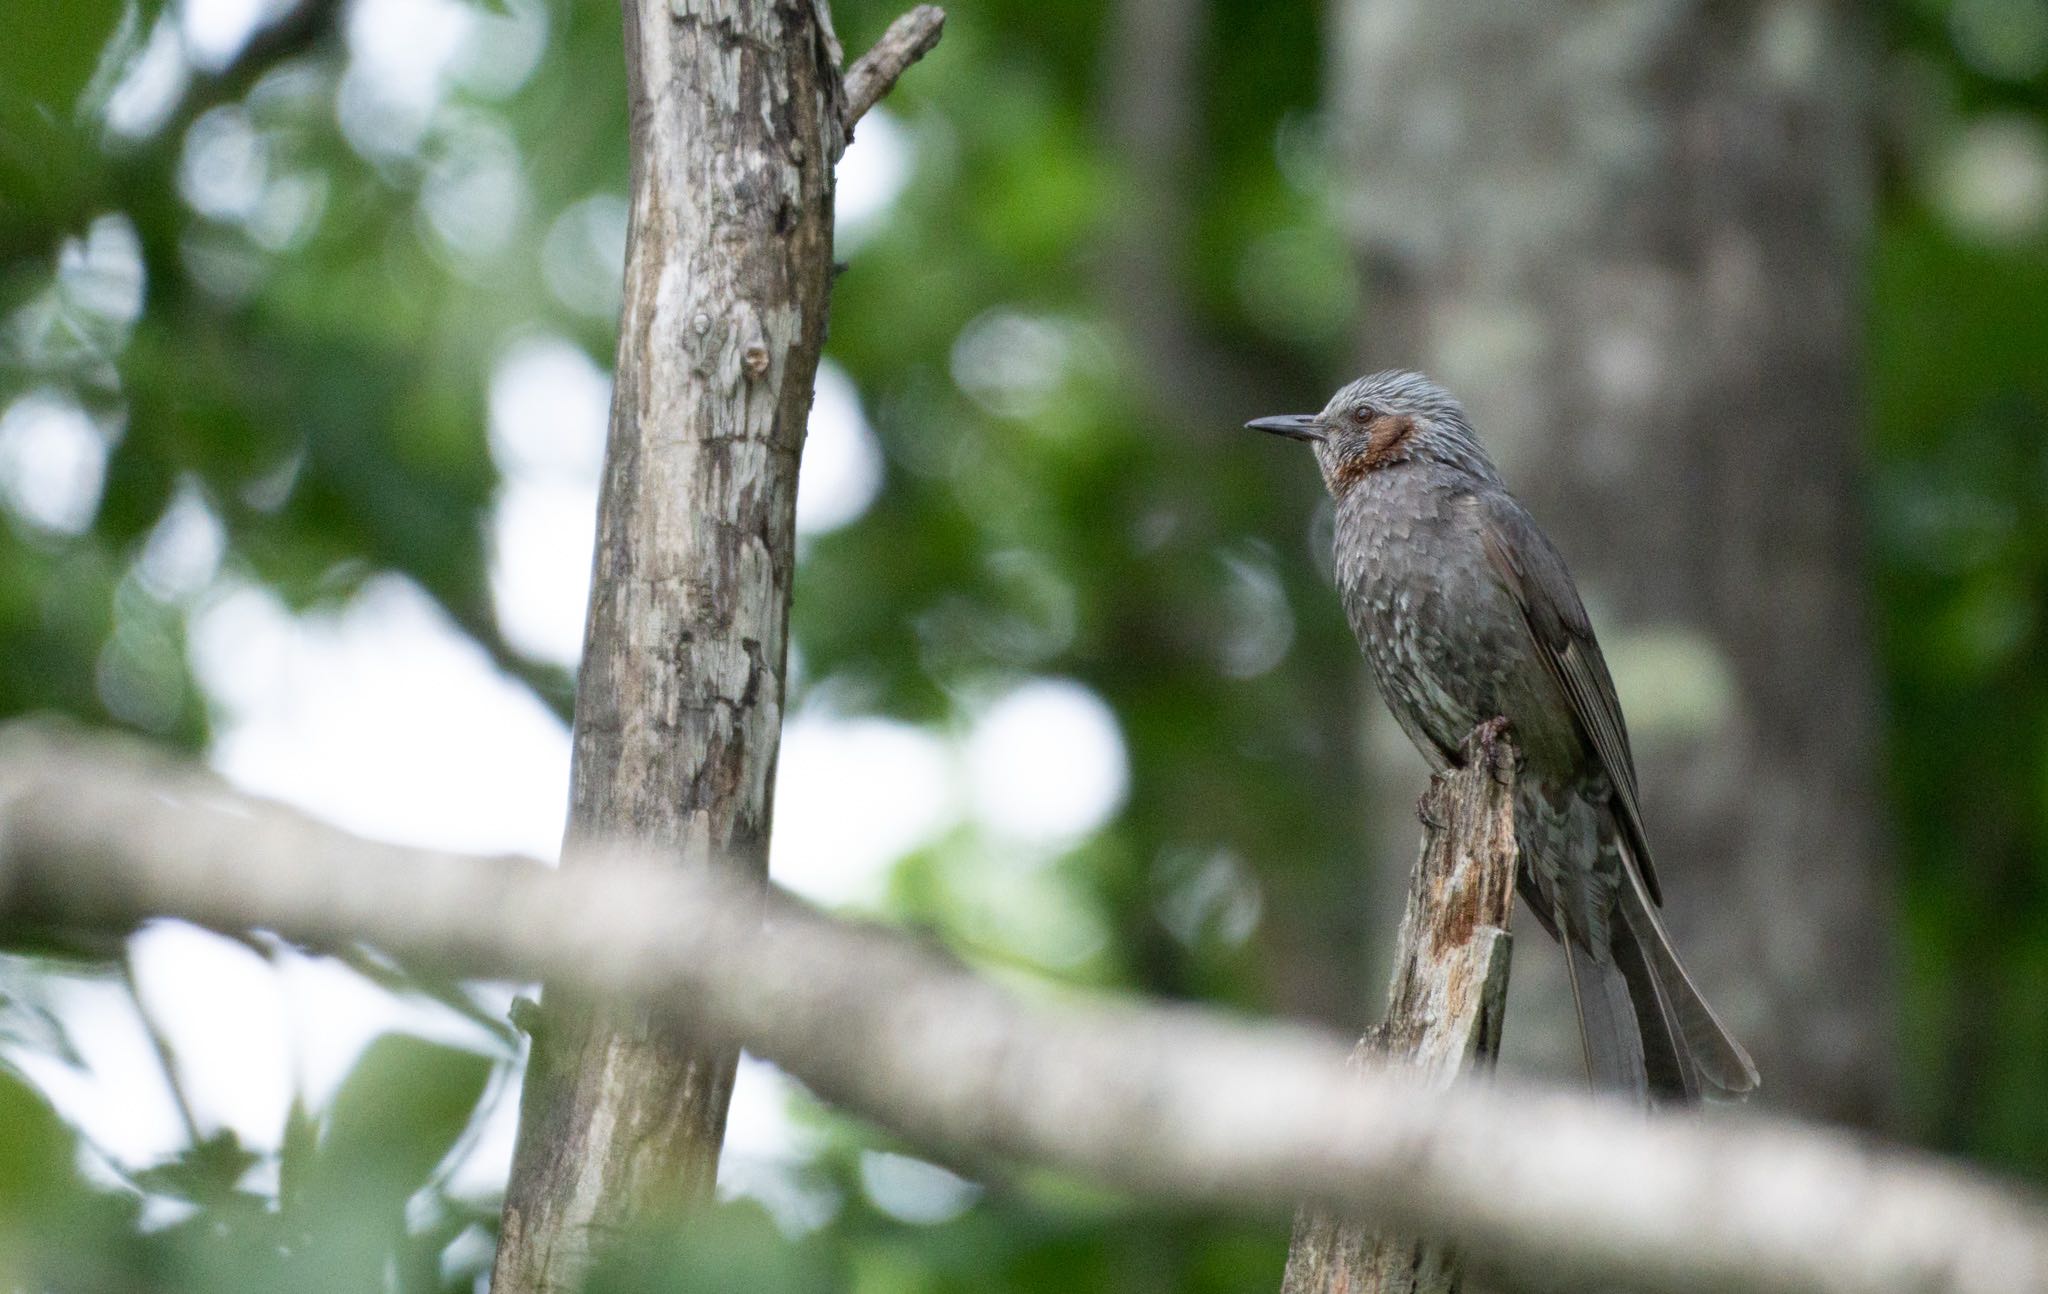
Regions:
[[1249, 371, 1758, 1103]]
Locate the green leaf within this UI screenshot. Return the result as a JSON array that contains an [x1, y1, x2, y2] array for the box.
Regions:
[[0, 1067, 79, 1208], [305, 1033, 493, 1208], [277, 1093, 320, 1217], [130, 1131, 263, 1206]]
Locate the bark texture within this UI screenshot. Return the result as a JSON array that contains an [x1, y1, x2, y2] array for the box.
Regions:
[[1283, 726, 1517, 1294], [1330, 0, 1893, 1124], [4, 723, 2044, 1294], [489, 3, 937, 1289]]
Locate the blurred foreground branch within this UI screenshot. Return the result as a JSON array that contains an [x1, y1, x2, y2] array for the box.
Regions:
[[1283, 722, 1518, 1294], [0, 723, 2043, 1294]]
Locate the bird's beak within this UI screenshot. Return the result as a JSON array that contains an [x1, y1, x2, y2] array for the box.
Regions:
[[1244, 414, 1325, 443]]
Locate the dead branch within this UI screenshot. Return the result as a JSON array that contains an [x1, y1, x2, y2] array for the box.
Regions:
[[1284, 723, 1519, 1293], [843, 5, 945, 129]]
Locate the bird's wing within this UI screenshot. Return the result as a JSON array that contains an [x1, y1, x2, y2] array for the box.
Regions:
[[1474, 491, 1663, 906]]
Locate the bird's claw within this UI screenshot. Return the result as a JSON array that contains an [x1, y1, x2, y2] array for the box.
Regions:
[[1460, 716, 1516, 781]]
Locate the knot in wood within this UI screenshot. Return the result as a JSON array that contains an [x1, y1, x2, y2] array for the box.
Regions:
[[725, 301, 770, 386]]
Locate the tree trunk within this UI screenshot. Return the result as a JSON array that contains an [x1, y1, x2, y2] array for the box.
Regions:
[[491, 4, 938, 1289], [1329, 0, 1894, 1126], [1282, 725, 1518, 1294]]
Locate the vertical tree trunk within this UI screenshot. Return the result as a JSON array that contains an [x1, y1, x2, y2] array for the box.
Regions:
[[491, 5, 939, 1289], [1282, 725, 1518, 1294], [1329, 0, 1893, 1125]]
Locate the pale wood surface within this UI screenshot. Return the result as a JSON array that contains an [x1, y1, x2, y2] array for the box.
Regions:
[[1282, 724, 1519, 1294]]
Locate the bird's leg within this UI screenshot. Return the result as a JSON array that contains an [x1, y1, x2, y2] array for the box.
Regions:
[[1419, 719, 1516, 827], [1464, 714, 1511, 755]]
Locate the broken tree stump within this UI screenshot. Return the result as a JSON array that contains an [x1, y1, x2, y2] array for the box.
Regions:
[[1280, 722, 1520, 1294]]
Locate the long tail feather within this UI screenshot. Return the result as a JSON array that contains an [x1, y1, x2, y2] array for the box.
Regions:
[[1561, 936, 1649, 1101], [1615, 861, 1760, 1097], [1610, 915, 1701, 1103]]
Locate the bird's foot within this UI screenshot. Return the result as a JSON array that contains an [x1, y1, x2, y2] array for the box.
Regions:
[[1460, 716, 1516, 782]]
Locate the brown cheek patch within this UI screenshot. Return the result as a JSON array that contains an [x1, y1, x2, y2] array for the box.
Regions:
[[1333, 414, 1415, 490], [1365, 414, 1416, 467]]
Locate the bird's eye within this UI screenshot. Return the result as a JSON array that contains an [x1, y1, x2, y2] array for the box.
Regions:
[[1354, 406, 1378, 424]]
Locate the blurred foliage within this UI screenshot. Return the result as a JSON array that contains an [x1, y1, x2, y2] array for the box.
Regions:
[[0, 0, 2045, 1287], [1876, 0, 2048, 1175]]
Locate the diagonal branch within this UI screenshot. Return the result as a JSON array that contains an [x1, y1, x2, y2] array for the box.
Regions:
[[842, 5, 945, 130], [0, 721, 2044, 1294], [118, 950, 206, 1149]]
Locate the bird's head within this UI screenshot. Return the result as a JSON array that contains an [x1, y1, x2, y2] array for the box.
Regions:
[[1245, 370, 1499, 494]]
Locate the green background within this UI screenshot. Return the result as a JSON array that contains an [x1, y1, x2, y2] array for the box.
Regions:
[[3, 0, 2047, 1287]]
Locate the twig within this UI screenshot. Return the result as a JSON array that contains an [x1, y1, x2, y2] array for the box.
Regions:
[[119, 951, 206, 1149], [842, 5, 945, 129], [0, 722, 2044, 1294]]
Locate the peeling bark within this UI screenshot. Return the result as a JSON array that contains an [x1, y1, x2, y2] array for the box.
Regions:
[[1283, 725, 1519, 1294], [489, 4, 939, 1290]]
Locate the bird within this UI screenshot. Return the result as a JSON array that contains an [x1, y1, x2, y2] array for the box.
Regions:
[[1247, 370, 1758, 1104]]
